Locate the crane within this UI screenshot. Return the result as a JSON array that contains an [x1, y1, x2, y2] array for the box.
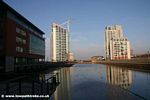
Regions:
[[60, 19, 72, 54], [60, 19, 72, 33]]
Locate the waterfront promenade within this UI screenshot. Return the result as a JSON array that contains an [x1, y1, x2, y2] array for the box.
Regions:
[[75, 58, 150, 71], [100, 58, 150, 64], [99, 58, 149, 64], [0, 62, 73, 84]]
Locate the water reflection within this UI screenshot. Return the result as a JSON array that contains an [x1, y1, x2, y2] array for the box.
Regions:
[[53, 67, 71, 100], [106, 65, 132, 89], [49, 64, 150, 100]]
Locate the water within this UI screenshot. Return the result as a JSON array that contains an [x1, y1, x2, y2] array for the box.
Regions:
[[48, 64, 150, 100]]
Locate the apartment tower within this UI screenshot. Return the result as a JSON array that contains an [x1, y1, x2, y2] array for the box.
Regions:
[[104, 25, 131, 60], [51, 23, 69, 62]]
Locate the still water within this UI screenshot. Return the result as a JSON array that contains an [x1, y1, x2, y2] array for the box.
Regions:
[[48, 64, 150, 100]]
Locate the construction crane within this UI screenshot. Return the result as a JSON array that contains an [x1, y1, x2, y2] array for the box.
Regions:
[[60, 19, 72, 54], [60, 19, 72, 33]]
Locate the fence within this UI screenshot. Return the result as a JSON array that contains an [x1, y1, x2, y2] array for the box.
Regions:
[[0, 74, 59, 97]]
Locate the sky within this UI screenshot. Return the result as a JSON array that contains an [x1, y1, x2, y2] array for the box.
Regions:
[[4, 0, 150, 60]]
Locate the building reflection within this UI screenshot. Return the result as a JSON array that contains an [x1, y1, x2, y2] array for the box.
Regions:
[[106, 65, 132, 89], [53, 67, 71, 100], [39, 72, 54, 81]]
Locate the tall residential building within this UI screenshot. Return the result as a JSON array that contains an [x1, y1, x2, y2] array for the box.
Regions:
[[104, 25, 131, 60], [0, 1, 45, 72], [51, 23, 69, 62]]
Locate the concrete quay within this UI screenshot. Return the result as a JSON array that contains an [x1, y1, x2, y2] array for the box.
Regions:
[[98, 59, 150, 71]]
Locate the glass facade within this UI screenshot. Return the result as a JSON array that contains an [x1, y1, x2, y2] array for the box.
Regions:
[[16, 37, 26, 44], [15, 57, 27, 64], [29, 34, 45, 55]]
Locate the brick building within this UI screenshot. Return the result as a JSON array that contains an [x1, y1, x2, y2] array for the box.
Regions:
[[0, 1, 45, 72]]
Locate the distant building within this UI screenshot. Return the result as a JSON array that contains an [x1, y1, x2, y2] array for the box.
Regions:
[[132, 53, 150, 59], [51, 23, 69, 62], [67, 52, 74, 61], [91, 56, 104, 62], [130, 49, 134, 58], [0, 1, 45, 72], [104, 25, 131, 60]]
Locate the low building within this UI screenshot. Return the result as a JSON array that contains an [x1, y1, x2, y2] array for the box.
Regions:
[[91, 56, 104, 62], [132, 53, 150, 59], [0, 1, 45, 72], [67, 52, 74, 61]]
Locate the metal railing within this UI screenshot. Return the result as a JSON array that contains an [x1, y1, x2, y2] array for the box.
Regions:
[[0, 74, 59, 96]]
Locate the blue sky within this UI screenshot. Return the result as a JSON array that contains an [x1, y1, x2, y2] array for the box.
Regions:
[[4, 0, 150, 60]]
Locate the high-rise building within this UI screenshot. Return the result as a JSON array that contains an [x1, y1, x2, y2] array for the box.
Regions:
[[104, 25, 131, 60], [0, 1, 45, 72], [51, 23, 69, 62]]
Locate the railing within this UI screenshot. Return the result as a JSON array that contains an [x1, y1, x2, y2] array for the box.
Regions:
[[0, 74, 59, 96], [99, 58, 150, 64], [14, 62, 73, 73]]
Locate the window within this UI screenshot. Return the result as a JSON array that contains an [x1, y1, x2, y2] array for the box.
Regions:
[[108, 27, 111, 30], [23, 40, 26, 44], [16, 27, 20, 33], [29, 34, 45, 55], [15, 58, 18, 63], [16, 37, 21, 43], [21, 30, 26, 36], [16, 46, 23, 52], [15, 57, 27, 63], [16, 37, 26, 44], [16, 27, 26, 36]]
